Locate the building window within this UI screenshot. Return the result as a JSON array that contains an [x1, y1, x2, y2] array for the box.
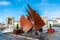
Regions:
[[8, 18, 12, 25]]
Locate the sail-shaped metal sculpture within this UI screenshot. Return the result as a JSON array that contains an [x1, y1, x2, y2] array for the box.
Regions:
[[27, 4, 45, 32], [20, 15, 33, 33], [20, 4, 45, 33]]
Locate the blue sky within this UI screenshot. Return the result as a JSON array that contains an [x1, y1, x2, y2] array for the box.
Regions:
[[0, 0, 60, 23]]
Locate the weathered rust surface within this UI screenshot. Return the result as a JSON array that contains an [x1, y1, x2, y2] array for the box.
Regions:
[[27, 15, 31, 22], [27, 5, 45, 32], [20, 15, 25, 27], [26, 8, 32, 20], [20, 15, 33, 33], [20, 5, 45, 33]]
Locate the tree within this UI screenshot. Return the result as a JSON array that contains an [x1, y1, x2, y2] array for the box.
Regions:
[[49, 24, 52, 29], [16, 24, 19, 30]]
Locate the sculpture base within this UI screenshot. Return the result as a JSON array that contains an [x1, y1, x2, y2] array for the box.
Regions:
[[13, 29, 22, 35], [47, 29, 55, 33]]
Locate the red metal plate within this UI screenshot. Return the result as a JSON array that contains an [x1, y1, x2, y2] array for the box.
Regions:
[[20, 15, 33, 33], [27, 5, 45, 32]]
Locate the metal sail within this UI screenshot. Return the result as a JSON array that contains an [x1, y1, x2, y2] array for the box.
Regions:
[[26, 8, 32, 20], [27, 5, 45, 32], [20, 15, 33, 33], [27, 15, 31, 22]]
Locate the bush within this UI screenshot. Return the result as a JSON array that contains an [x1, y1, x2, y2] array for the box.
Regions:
[[49, 24, 52, 29], [16, 24, 19, 30]]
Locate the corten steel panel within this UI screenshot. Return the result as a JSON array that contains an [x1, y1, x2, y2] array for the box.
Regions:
[[20, 15, 25, 27], [27, 16, 31, 22], [20, 15, 33, 33], [26, 8, 32, 20], [27, 5, 45, 32]]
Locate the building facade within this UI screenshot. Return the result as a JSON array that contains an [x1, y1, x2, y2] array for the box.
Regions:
[[6, 17, 14, 26]]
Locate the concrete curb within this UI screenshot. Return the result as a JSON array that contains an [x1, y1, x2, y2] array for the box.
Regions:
[[9, 34, 39, 40], [45, 32, 57, 40]]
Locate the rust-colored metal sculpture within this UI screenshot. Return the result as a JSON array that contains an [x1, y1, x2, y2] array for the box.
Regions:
[[27, 4, 45, 32], [20, 15, 33, 33], [20, 4, 45, 33]]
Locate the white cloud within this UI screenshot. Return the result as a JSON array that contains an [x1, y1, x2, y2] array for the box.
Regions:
[[0, 1, 11, 6], [41, 10, 60, 20], [34, 0, 60, 20]]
